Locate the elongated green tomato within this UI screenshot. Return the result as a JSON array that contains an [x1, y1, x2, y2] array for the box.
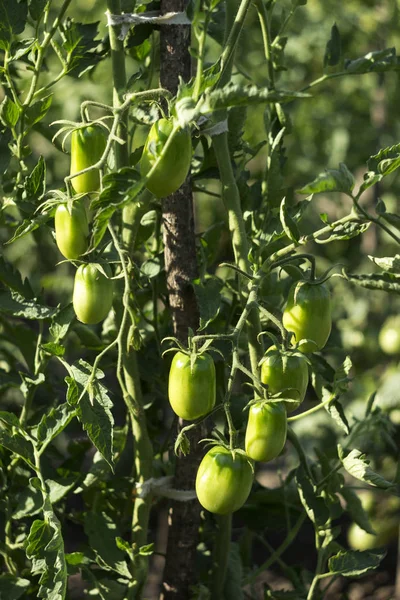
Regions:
[[140, 118, 192, 198], [70, 125, 107, 194], [195, 446, 254, 514], [168, 352, 216, 420], [282, 280, 332, 353], [261, 346, 308, 413], [72, 263, 114, 325], [245, 402, 287, 462], [54, 200, 89, 259]]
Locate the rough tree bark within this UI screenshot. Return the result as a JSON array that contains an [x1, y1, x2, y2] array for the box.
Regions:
[[159, 1, 206, 599]]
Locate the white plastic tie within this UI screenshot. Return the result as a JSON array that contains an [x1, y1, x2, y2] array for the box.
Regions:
[[106, 10, 191, 40], [135, 476, 197, 501]]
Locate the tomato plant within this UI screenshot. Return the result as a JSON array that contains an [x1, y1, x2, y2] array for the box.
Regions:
[[72, 263, 114, 325], [54, 199, 89, 259], [245, 401, 287, 462], [260, 346, 309, 412], [140, 118, 192, 198], [195, 446, 254, 514], [282, 280, 332, 353], [0, 1, 399, 599], [70, 125, 107, 194], [168, 351, 216, 420]]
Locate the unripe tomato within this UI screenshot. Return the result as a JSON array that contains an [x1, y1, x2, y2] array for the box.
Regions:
[[72, 263, 114, 325], [195, 446, 253, 514], [70, 125, 107, 194], [140, 118, 192, 198], [261, 346, 309, 413], [379, 316, 400, 355], [54, 200, 89, 260], [347, 519, 398, 551], [168, 352, 216, 420], [245, 402, 287, 462], [282, 280, 332, 353]]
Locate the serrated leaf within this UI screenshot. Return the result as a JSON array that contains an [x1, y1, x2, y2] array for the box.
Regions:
[[37, 403, 75, 445], [0, 0, 27, 50], [25, 96, 53, 128], [340, 487, 376, 535], [368, 255, 400, 273], [339, 447, 395, 489], [0, 575, 30, 600], [69, 360, 114, 468], [24, 156, 46, 200], [84, 512, 132, 578], [193, 276, 223, 331], [62, 20, 101, 78], [367, 142, 400, 175], [0, 429, 34, 467], [26, 496, 67, 600], [0, 96, 20, 128], [0, 290, 58, 319], [345, 47, 400, 75], [296, 465, 330, 527], [0, 256, 34, 298], [49, 304, 75, 343], [297, 162, 354, 195], [344, 271, 400, 294], [328, 548, 386, 577], [197, 83, 310, 115], [6, 212, 51, 245]]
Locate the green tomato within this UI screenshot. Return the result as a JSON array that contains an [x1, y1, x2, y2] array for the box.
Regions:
[[168, 352, 216, 420], [70, 125, 107, 194], [261, 346, 309, 413], [140, 118, 192, 198], [282, 280, 332, 353], [379, 316, 400, 355], [54, 200, 89, 260], [72, 263, 114, 325], [347, 519, 398, 551], [245, 402, 287, 462], [195, 446, 254, 514]]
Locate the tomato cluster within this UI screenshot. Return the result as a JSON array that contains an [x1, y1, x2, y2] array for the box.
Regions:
[[53, 124, 114, 325], [168, 279, 332, 515]]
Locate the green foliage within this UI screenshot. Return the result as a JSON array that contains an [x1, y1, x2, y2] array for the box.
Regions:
[[0, 0, 399, 598]]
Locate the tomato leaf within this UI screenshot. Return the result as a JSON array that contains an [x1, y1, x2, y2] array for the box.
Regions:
[[193, 276, 223, 331], [297, 162, 355, 195], [343, 271, 400, 294], [0, 255, 34, 298], [368, 254, 400, 273], [84, 512, 132, 579], [345, 47, 400, 75], [338, 446, 395, 490], [25, 496, 67, 599], [0, 575, 31, 600], [69, 360, 114, 469], [37, 403, 75, 445], [295, 465, 330, 528], [328, 548, 386, 577], [340, 487, 376, 535]]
